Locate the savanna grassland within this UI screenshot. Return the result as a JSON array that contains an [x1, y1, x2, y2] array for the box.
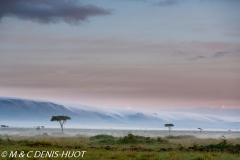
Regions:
[[0, 133, 240, 160]]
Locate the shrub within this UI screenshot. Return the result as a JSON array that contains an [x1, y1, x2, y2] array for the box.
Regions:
[[90, 134, 114, 140], [90, 134, 116, 145], [118, 133, 140, 144], [205, 138, 233, 151], [97, 139, 116, 145], [118, 133, 168, 144], [165, 135, 196, 139]]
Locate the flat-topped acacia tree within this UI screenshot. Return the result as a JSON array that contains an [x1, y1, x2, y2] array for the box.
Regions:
[[51, 115, 71, 132], [164, 123, 174, 135]]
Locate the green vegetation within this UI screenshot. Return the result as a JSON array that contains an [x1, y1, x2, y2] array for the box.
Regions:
[[118, 133, 168, 144], [0, 134, 239, 160], [89, 133, 169, 145], [165, 135, 196, 139], [90, 134, 117, 145], [204, 138, 240, 153]]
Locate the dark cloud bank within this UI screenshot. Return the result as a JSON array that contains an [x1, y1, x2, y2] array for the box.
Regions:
[[0, 0, 111, 25]]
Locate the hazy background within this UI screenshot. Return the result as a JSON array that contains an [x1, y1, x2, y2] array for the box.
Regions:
[[0, 0, 240, 110], [1, 128, 239, 139]]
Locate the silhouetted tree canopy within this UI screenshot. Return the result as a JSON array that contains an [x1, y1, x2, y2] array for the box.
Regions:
[[51, 115, 71, 132], [164, 123, 174, 135], [164, 124, 174, 127]]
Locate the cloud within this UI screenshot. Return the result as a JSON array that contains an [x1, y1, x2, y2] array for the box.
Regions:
[[173, 49, 239, 61], [213, 52, 230, 58], [172, 106, 240, 118], [0, 0, 111, 25], [172, 51, 206, 61], [212, 49, 240, 58], [157, 0, 179, 6], [188, 56, 205, 61]]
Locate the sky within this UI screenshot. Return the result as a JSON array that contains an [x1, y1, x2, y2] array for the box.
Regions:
[[0, 0, 240, 110]]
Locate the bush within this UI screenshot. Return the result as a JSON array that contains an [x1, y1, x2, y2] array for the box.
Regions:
[[97, 139, 116, 145], [205, 138, 232, 151], [90, 134, 116, 145], [118, 133, 168, 144], [90, 134, 114, 140], [117, 133, 144, 144], [165, 135, 196, 139]]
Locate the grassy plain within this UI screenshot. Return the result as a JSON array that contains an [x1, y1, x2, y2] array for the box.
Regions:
[[0, 134, 240, 160]]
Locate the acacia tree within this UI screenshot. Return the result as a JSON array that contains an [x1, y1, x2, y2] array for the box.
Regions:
[[198, 128, 203, 133], [51, 115, 71, 132], [164, 123, 174, 135]]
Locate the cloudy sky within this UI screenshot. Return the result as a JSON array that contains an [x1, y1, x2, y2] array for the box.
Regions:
[[0, 0, 239, 109]]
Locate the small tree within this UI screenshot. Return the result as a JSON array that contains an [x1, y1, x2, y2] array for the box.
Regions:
[[198, 128, 203, 133], [164, 123, 174, 135], [51, 115, 71, 132]]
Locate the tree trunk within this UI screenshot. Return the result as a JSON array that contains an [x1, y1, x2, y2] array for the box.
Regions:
[[60, 123, 63, 133]]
